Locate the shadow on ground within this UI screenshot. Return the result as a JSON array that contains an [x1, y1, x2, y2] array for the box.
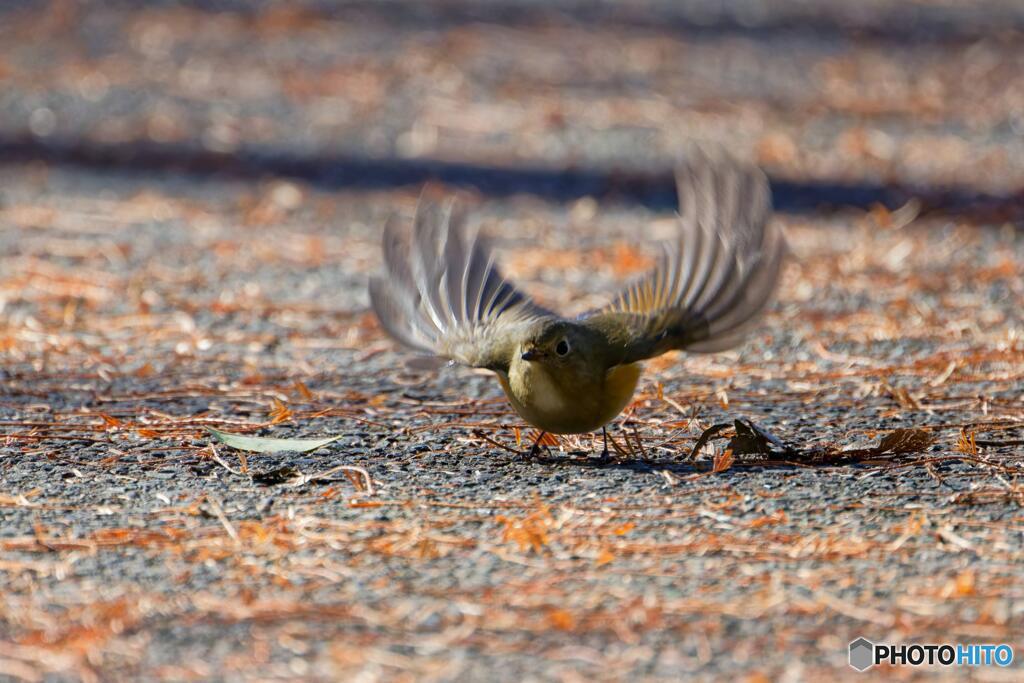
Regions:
[[97, 0, 1024, 46], [3, 135, 1021, 219]]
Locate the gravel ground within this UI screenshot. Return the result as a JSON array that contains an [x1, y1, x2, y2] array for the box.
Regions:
[[1, 2, 1023, 681]]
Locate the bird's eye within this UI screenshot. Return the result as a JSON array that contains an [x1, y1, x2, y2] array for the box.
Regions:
[[555, 339, 570, 356]]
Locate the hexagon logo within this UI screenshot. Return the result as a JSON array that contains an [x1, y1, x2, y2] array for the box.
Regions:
[[849, 637, 875, 671]]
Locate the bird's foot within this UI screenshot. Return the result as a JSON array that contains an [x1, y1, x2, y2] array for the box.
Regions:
[[595, 427, 612, 465], [519, 432, 552, 463]]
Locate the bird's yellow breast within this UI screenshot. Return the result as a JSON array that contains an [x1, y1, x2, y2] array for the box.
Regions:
[[497, 361, 642, 434]]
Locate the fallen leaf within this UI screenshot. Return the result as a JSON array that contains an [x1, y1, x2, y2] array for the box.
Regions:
[[873, 428, 936, 455], [951, 569, 976, 596], [99, 414, 121, 429], [535, 431, 560, 448], [688, 422, 731, 460], [546, 609, 576, 631], [886, 385, 921, 410], [497, 505, 553, 552], [206, 427, 342, 453], [713, 448, 735, 473], [269, 398, 293, 424], [747, 510, 788, 528], [716, 388, 730, 409], [956, 429, 977, 455], [727, 419, 789, 456], [293, 381, 313, 400]]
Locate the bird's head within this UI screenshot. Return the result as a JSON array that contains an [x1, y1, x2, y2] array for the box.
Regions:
[[518, 320, 610, 376]]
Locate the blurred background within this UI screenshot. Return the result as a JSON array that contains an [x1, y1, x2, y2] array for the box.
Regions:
[[5, 0, 1024, 203], [1, 2, 1023, 681], [3, 0, 1022, 349]]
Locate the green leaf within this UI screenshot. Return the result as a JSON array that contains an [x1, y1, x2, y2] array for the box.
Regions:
[[206, 427, 342, 454]]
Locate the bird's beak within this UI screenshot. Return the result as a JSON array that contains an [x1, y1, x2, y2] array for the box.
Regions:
[[521, 347, 542, 361]]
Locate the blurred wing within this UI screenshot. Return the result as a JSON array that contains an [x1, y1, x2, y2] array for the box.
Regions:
[[584, 151, 785, 364], [369, 197, 555, 371]]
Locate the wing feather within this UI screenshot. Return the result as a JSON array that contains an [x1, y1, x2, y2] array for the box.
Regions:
[[583, 150, 786, 363], [369, 196, 554, 370]]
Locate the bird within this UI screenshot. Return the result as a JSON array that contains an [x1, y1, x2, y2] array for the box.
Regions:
[[369, 150, 786, 459]]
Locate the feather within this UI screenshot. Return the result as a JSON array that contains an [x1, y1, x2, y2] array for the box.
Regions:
[[369, 195, 554, 370], [583, 148, 785, 363]]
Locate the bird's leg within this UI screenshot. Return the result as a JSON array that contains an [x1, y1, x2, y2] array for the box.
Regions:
[[599, 426, 611, 463], [527, 431, 549, 459]]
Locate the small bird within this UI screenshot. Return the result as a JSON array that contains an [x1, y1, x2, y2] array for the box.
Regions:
[[369, 151, 786, 458]]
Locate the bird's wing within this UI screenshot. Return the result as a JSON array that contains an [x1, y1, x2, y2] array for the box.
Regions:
[[369, 197, 556, 371], [583, 150, 786, 365]]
